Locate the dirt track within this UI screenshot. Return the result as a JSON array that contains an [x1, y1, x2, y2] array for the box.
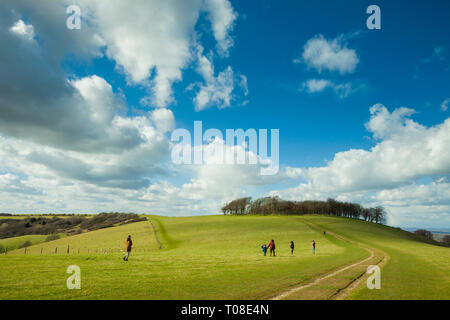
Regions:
[[270, 220, 388, 300]]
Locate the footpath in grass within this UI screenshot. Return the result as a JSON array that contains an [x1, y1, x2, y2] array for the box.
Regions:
[[274, 221, 386, 300], [301, 215, 450, 300], [0, 215, 367, 299]]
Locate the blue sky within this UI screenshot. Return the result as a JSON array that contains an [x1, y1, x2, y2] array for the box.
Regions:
[[0, 0, 449, 228], [70, 0, 449, 167]]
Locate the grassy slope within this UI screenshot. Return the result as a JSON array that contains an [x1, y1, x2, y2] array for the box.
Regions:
[[302, 215, 450, 300], [0, 215, 367, 299], [0, 221, 159, 299], [2, 214, 447, 300], [8, 221, 156, 255], [0, 216, 32, 220], [0, 235, 54, 251]]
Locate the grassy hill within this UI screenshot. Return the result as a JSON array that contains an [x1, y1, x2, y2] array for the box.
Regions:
[[303, 215, 450, 299], [0, 234, 66, 252], [8, 220, 156, 255], [0, 214, 448, 299]]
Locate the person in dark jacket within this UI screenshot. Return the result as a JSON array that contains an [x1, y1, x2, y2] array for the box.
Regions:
[[123, 235, 132, 261], [268, 239, 276, 256], [290, 241, 294, 255], [261, 243, 267, 256]]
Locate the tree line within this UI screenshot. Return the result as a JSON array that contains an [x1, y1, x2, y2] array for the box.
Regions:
[[221, 196, 387, 224]]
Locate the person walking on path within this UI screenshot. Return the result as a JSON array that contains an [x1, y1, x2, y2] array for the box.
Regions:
[[290, 241, 294, 255], [261, 243, 267, 256], [311, 240, 316, 255], [268, 239, 276, 256], [123, 235, 132, 261]]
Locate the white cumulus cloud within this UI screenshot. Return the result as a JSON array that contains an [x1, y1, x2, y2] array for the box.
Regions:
[[9, 19, 35, 41], [75, 0, 237, 107], [302, 79, 354, 98], [192, 45, 248, 111], [271, 104, 450, 226], [301, 34, 359, 74]]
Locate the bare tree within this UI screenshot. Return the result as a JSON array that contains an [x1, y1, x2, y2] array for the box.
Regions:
[[221, 197, 252, 215], [373, 206, 386, 224]]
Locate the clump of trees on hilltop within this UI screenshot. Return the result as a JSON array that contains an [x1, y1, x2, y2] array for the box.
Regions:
[[222, 196, 387, 224]]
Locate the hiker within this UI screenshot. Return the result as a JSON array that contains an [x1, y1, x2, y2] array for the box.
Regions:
[[311, 240, 316, 255], [290, 241, 294, 255], [268, 239, 276, 256], [261, 243, 267, 256], [123, 235, 132, 261]]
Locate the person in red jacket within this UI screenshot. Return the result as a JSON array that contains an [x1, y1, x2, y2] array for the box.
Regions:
[[123, 235, 132, 261], [268, 239, 276, 256]]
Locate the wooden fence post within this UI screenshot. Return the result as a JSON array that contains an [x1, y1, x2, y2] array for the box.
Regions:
[[41, 248, 43, 254], [55, 247, 58, 254], [67, 245, 69, 254], [24, 247, 27, 254]]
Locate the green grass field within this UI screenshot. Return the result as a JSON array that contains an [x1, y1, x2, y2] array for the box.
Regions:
[[303, 215, 450, 299], [0, 235, 48, 251], [0, 214, 448, 300], [8, 221, 156, 255]]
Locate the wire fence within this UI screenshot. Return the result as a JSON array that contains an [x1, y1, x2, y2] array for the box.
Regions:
[[1, 219, 160, 255], [3, 245, 155, 255]]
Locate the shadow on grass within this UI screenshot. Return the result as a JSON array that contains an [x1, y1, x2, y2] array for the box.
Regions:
[[147, 216, 182, 251]]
